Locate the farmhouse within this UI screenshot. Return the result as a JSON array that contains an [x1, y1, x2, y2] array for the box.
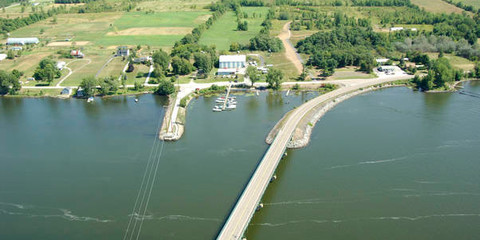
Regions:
[[218, 55, 246, 75], [117, 46, 130, 57], [7, 38, 39, 45], [70, 50, 84, 58]]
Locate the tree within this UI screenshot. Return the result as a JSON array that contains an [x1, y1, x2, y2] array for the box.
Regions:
[[475, 62, 480, 78], [152, 49, 170, 71], [155, 79, 175, 96], [6, 50, 14, 60], [229, 42, 241, 52], [33, 58, 61, 84], [193, 53, 213, 74], [171, 56, 194, 75], [266, 68, 283, 90], [0, 70, 21, 95], [237, 20, 248, 31], [79, 77, 97, 98], [246, 66, 260, 87], [152, 64, 165, 80], [126, 62, 134, 72], [98, 77, 119, 95]]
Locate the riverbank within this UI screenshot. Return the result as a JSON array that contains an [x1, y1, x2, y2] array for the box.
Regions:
[[266, 80, 411, 148]]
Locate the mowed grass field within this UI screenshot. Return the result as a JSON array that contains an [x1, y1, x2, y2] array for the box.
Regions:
[[98, 11, 209, 47], [199, 7, 269, 50], [410, 0, 466, 14]]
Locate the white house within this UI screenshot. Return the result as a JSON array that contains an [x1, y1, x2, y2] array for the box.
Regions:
[[0, 54, 7, 61], [56, 61, 66, 70], [7, 38, 39, 45], [218, 55, 246, 75], [117, 46, 130, 57]]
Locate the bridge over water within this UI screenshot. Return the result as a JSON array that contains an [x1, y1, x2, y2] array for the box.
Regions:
[[216, 74, 413, 240]]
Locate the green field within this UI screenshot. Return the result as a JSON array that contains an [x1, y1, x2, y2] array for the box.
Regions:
[[113, 11, 209, 29], [199, 7, 269, 50]]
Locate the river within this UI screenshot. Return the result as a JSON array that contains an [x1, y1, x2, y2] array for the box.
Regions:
[[0, 83, 479, 240]]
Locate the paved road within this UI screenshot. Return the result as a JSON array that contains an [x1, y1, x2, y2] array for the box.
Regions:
[[216, 73, 414, 240]]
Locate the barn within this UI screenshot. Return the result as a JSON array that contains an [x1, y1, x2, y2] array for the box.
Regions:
[[219, 55, 246, 69], [7, 38, 40, 45]]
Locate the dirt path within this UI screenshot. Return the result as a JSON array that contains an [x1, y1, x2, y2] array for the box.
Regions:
[[278, 22, 303, 74], [56, 59, 92, 87]]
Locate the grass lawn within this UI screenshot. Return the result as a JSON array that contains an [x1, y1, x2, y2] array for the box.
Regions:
[[15, 88, 63, 97], [62, 49, 115, 86], [125, 63, 151, 85], [263, 52, 301, 81], [199, 7, 269, 50], [96, 57, 128, 79], [410, 0, 466, 14], [330, 67, 377, 80]]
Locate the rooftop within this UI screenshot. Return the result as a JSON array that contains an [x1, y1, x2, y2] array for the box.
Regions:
[[219, 55, 246, 62]]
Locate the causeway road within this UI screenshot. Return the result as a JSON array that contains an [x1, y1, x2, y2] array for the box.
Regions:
[[216, 73, 414, 240]]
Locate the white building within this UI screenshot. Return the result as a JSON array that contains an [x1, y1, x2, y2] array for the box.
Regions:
[[56, 61, 66, 70], [7, 38, 39, 45], [376, 58, 390, 64], [218, 55, 246, 75], [117, 46, 130, 57], [219, 55, 246, 69], [390, 27, 404, 32], [0, 54, 7, 61]]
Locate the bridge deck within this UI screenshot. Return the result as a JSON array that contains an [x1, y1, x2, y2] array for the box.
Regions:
[[216, 75, 413, 240]]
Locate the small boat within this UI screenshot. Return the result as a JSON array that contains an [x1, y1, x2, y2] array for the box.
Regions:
[[212, 106, 222, 112], [225, 104, 236, 110], [215, 99, 225, 103], [134, 98, 139, 103], [87, 97, 94, 103]]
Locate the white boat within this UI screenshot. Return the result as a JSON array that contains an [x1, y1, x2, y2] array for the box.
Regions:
[[87, 97, 94, 103], [225, 104, 236, 110], [212, 106, 222, 112], [215, 99, 225, 103]]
